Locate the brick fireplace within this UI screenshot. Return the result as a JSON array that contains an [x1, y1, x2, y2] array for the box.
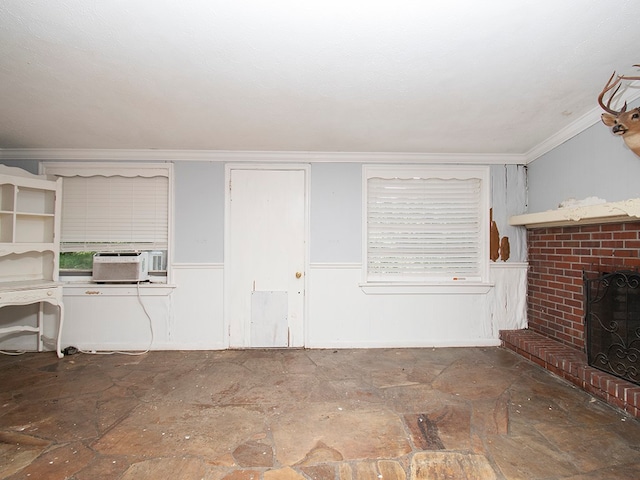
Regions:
[[528, 222, 640, 348], [501, 216, 640, 418]]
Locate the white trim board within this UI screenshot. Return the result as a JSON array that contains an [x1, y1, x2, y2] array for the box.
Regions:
[[0, 148, 526, 165]]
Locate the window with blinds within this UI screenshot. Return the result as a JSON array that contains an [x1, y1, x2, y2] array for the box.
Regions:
[[41, 163, 171, 275], [363, 165, 489, 284], [58, 175, 168, 252]]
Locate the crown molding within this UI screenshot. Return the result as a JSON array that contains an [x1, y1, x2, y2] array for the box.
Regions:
[[0, 148, 526, 165]]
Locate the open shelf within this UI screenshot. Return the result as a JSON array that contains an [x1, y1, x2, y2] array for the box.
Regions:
[[15, 214, 55, 243], [0, 165, 63, 358], [16, 186, 55, 215]]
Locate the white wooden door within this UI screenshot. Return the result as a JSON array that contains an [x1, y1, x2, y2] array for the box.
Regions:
[[225, 166, 307, 348]]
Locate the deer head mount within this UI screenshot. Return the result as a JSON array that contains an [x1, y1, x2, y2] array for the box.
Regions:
[[599, 65, 640, 157]]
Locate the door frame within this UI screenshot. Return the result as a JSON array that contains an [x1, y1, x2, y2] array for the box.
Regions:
[[223, 163, 311, 348]]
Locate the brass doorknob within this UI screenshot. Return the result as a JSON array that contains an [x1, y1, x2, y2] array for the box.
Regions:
[[295, 272, 302, 279]]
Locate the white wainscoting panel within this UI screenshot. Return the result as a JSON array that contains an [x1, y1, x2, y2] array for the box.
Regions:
[[306, 264, 506, 348], [487, 262, 528, 335], [58, 265, 224, 352], [2, 263, 526, 352], [169, 264, 225, 349]]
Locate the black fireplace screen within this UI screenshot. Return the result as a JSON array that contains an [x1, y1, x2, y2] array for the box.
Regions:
[[584, 270, 640, 385]]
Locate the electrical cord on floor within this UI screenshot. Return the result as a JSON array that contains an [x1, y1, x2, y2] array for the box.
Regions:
[[75, 281, 154, 356]]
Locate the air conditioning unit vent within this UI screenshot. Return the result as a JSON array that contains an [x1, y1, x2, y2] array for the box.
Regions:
[[148, 250, 167, 272]]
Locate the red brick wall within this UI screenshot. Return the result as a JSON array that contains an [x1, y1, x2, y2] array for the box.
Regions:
[[527, 222, 640, 350]]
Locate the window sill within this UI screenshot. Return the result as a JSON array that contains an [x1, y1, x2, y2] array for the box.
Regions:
[[62, 282, 176, 297], [359, 282, 494, 295]]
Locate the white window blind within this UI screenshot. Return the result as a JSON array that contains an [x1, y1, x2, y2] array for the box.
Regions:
[[364, 166, 488, 284], [42, 163, 170, 253], [59, 175, 168, 252]]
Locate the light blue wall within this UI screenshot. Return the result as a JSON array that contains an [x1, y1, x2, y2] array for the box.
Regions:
[[528, 101, 640, 212], [310, 163, 361, 263], [173, 161, 225, 263], [0, 160, 39, 173]]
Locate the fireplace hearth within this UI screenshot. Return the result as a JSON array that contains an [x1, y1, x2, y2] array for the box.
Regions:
[[512, 221, 640, 417], [584, 270, 640, 386]]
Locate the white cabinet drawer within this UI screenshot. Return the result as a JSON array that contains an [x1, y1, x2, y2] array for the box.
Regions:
[[0, 286, 62, 304]]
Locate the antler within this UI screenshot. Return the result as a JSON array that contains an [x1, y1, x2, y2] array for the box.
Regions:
[[619, 64, 640, 81], [598, 71, 626, 115], [601, 64, 640, 114]]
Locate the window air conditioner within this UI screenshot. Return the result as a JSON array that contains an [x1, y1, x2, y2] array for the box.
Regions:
[[92, 252, 149, 283]]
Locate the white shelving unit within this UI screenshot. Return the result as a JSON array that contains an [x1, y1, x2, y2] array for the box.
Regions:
[[0, 165, 64, 358]]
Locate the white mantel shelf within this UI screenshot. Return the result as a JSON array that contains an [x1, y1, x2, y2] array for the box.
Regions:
[[510, 198, 640, 229]]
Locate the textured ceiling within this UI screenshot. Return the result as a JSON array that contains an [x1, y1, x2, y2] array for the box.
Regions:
[[1, 1, 640, 156]]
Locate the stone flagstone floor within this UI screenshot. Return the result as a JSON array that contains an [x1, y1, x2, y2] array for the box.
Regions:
[[1, 347, 640, 479]]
